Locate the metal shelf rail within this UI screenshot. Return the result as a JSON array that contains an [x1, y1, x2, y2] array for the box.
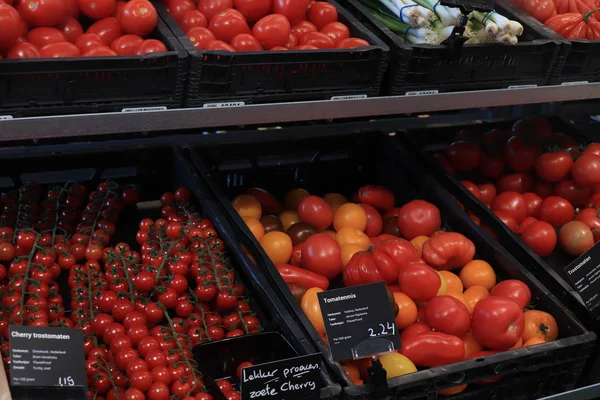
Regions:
[[0, 82, 598, 142]]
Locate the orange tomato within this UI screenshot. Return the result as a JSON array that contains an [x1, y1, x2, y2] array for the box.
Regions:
[[342, 363, 362, 384], [509, 337, 523, 350], [301, 287, 325, 335], [463, 285, 489, 312], [341, 244, 364, 267], [523, 338, 546, 346], [322, 230, 337, 238], [438, 384, 468, 396], [232, 194, 262, 219], [459, 260, 496, 291], [410, 235, 429, 257], [324, 193, 348, 213], [393, 292, 418, 329], [279, 210, 300, 231], [522, 310, 558, 342], [440, 271, 463, 294], [336, 227, 370, 249], [243, 217, 265, 241], [333, 203, 368, 232], [285, 188, 310, 210], [259, 231, 293, 265], [462, 333, 483, 358], [436, 271, 447, 296], [447, 292, 471, 314]]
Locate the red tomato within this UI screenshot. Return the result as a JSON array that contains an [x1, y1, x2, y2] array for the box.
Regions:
[[113, 0, 125, 18], [209, 9, 250, 43], [559, 221, 594, 256], [461, 180, 481, 200], [301, 31, 335, 48], [572, 155, 600, 188], [512, 116, 553, 141], [180, 9, 208, 32], [535, 151, 573, 183], [421, 231, 475, 270], [491, 192, 527, 224], [293, 44, 317, 49], [505, 136, 541, 172], [481, 128, 510, 155], [7, 42, 40, 58], [0, 4, 22, 52], [320, 21, 349, 44], [137, 39, 166, 54], [120, 0, 157, 37], [523, 192, 542, 218], [230, 33, 262, 50], [490, 280, 532, 309], [75, 32, 104, 52], [297, 196, 333, 231], [19, 0, 66, 27], [360, 203, 383, 237], [336, 37, 368, 48], [517, 216, 538, 234], [252, 13, 290, 49], [271, 45, 288, 50], [273, 0, 310, 25], [446, 141, 482, 173], [472, 296, 524, 350], [534, 181, 554, 199], [398, 262, 440, 302], [285, 32, 298, 48], [496, 173, 534, 193], [480, 154, 505, 179], [307, 1, 337, 29], [233, 0, 271, 23], [539, 196, 574, 227], [79, 0, 115, 20], [87, 17, 123, 45], [479, 183, 496, 205], [40, 41, 81, 57], [291, 20, 317, 41], [521, 221, 557, 257], [110, 34, 143, 55], [425, 295, 471, 337], [58, 17, 83, 42], [396, 200, 441, 240], [358, 184, 395, 212], [198, 0, 233, 21], [302, 233, 342, 279], [400, 332, 464, 367], [576, 208, 600, 242], [83, 45, 117, 55], [166, 0, 195, 21], [207, 39, 235, 50], [27, 27, 67, 48], [554, 180, 591, 208], [187, 27, 215, 49]]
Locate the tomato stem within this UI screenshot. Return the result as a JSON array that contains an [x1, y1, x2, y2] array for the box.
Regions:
[[583, 7, 600, 22]]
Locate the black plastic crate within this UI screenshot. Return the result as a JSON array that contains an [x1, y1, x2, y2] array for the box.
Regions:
[[342, 0, 562, 94], [399, 116, 600, 384], [0, 17, 187, 118], [551, 40, 600, 84], [157, 2, 388, 106], [187, 132, 596, 399], [0, 141, 341, 400]]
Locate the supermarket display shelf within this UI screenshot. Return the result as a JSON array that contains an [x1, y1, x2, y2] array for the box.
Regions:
[[539, 382, 600, 400], [0, 82, 599, 142]]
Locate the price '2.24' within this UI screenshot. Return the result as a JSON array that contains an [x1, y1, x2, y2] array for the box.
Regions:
[[368, 322, 396, 337]]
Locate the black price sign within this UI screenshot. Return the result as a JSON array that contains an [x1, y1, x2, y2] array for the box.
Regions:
[[240, 354, 321, 400], [9, 325, 85, 388], [564, 242, 600, 320], [317, 281, 401, 361]]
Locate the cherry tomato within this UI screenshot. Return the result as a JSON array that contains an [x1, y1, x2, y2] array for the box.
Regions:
[[535, 151, 573, 183], [19, 0, 66, 27], [233, 0, 272, 23], [207, 39, 235, 50], [209, 8, 250, 43], [301, 31, 335, 48], [285, 32, 298, 48], [79, 0, 115, 20], [539, 196, 574, 228], [554, 180, 591, 208], [523, 192, 542, 218], [120, 0, 157, 37], [492, 210, 518, 232], [491, 192, 527, 224], [307, 1, 337, 29], [40, 41, 81, 57], [336, 37, 369, 48], [187, 26, 215, 49], [7, 42, 40, 59], [230, 33, 262, 50], [167, 0, 195, 21], [472, 296, 524, 350], [83, 45, 117, 56], [252, 13, 291, 49], [496, 173, 534, 193], [180, 9, 208, 32], [479, 183, 496, 205], [291, 20, 317, 41], [137, 39, 167, 54], [110, 34, 143, 55], [320, 21, 349, 44], [87, 17, 123, 45], [198, 0, 233, 21], [27, 27, 67, 48], [462, 180, 481, 200], [293, 44, 318, 49], [58, 17, 83, 42]]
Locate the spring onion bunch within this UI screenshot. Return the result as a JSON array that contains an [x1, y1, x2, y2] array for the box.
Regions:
[[466, 11, 523, 44]]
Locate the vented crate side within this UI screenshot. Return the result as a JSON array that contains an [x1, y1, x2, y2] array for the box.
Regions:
[[187, 132, 595, 400], [157, 2, 388, 106], [0, 17, 187, 118], [342, 0, 562, 94]]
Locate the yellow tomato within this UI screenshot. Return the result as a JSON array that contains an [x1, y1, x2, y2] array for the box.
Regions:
[[243, 217, 265, 241], [378, 353, 417, 378], [336, 227, 370, 249], [259, 232, 292, 265], [410, 236, 429, 257], [279, 210, 300, 232], [333, 203, 368, 232], [232, 194, 262, 219], [301, 288, 326, 336]]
